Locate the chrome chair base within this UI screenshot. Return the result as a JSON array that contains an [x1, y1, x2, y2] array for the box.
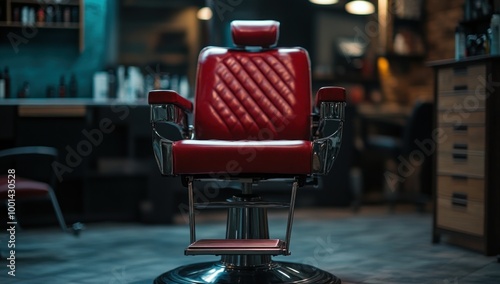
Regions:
[[153, 261, 341, 284]]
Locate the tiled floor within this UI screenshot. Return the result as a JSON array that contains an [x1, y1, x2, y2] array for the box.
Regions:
[[0, 206, 498, 284]]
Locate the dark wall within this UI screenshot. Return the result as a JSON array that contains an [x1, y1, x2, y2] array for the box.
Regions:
[[207, 0, 313, 51]]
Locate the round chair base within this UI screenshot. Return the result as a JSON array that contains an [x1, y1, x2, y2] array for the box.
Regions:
[[154, 261, 341, 284]]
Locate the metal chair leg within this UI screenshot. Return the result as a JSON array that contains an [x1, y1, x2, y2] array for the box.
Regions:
[[47, 187, 68, 233], [48, 187, 84, 236]]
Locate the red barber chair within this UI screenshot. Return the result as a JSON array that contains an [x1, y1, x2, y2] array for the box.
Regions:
[[0, 146, 83, 235], [148, 20, 346, 284]]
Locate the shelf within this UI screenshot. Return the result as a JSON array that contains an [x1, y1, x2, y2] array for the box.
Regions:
[[381, 53, 426, 60], [9, 0, 80, 5], [460, 14, 494, 26], [313, 76, 378, 85], [0, 21, 79, 29], [0, 98, 149, 106], [1, 0, 85, 52], [393, 17, 423, 26], [427, 55, 500, 67]]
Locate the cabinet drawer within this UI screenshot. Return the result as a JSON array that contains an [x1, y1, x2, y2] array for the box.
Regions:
[[437, 175, 484, 201], [437, 111, 485, 126], [438, 64, 486, 93], [438, 126, 485, 153], [438, 93, 486, 111], [437, 151, 484, 177], [437, 197, 484, 236]]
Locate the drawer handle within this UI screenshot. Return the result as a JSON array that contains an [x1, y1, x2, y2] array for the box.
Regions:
[[453, 124, 468, 132], [452, 153, 468, 161], [453, 143, 468, 150], [452, 192, 468, 207], [453, 85, 468, 91], [451, 175, 468, 181], [453, 67, 467, 75]]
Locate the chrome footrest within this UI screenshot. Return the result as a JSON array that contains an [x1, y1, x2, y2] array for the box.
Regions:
[[185, 239, 287, 256], [194, 201, 289, 209]]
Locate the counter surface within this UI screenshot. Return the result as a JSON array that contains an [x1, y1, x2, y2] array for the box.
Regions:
[[0, 98, 151, 106]]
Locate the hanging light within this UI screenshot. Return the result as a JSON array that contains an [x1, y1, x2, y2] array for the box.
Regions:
[[309, 0, 339, 5], [197, 7, 213, 20], [345, 0, 375, 15]]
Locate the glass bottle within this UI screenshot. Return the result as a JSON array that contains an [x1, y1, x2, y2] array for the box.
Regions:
[[455, 25, 466, 59], [490, 14, 500, 55], [0, 72, 5, 99], [64, 7, 71, 23], [46, 6, 54, 23], [4, 67, 10, 98], [37, 6, 45, 23], [59, 75, 65, 98], [69, 74, 77, 97]]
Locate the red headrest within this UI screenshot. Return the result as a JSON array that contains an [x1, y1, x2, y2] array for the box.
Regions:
[[231, 20, 280, 48]]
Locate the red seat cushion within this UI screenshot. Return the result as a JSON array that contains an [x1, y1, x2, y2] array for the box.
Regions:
[[172, 140, 312, 175], [0, 175, 50, 199]]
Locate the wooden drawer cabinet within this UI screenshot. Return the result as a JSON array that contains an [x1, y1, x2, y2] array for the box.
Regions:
[[436, 110, 485, 126], [438, 126, 485, 153], [437, 175, 485, 236], [437, 151, 484, 177], [430, 56, 500, 255], [437, 197, 484, 236], [438, 93, 487, 110], [437, 64, 486, 93], [437, 175, 485, 201]]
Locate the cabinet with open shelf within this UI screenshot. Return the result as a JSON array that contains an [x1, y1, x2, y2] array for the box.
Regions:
[[0, 0, 84, 52]]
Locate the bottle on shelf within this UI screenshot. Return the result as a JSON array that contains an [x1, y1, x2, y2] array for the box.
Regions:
[[46, 85, 55, 98], [4, 67, 10, 98], [29, 7, 35, 24], [0, 72, 5, 99], [12, 7, 20, 22], [37, 6, 45, 23], [71, 7, 79, 23], [107, 69, 116, 99], [21, 6, 28, 24], [59, 75, 66, 98], [46, 6, 54, 23], [69, 73, 77, 97], [64, 7, 71, 23], [54, 5, 62, 23], [18, 81, 29, 98], [455, 25, 466, 59], [490, 14, 500, 55]]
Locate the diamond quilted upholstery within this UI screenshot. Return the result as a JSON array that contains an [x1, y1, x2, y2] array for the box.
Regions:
[[194, 47, 312, 141]]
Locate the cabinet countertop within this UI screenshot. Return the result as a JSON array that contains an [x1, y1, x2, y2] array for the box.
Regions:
[[0, 98, 152, 106], [427, 55, 500, 67]]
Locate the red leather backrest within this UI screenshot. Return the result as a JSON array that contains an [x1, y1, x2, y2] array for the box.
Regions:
[[193, 21, 312, 141]]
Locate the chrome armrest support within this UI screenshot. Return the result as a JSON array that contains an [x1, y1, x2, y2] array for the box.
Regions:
[[151, 104, 193, 175], [311, 101, 346, 175]]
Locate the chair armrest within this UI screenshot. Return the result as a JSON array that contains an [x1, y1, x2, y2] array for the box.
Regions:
[[148, 90, 193, 113], [148, 90, 193, 176], [148, 90, 194, 139], [314, 86, 346, 109], [311, 87, 346, 175], [0, 146, 58, 159], [312, 87, 346, 138]]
